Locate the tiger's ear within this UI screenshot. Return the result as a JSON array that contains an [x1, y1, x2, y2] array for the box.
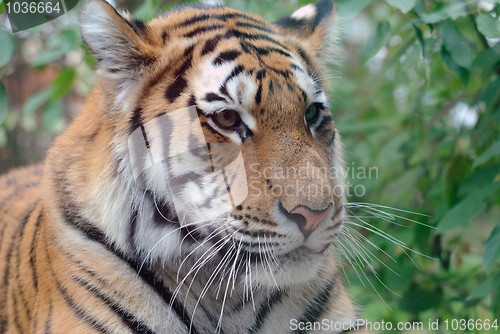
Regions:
[[274, 0, 340, 66], [80, 0, 156, 107]]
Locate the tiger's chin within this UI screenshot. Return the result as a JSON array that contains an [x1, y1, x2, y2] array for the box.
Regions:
[[250, 246, 332, 288]]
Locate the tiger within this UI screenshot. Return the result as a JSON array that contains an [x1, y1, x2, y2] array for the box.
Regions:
[[0, 0, 369, 333]]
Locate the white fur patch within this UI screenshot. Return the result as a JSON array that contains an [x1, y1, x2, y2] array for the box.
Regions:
[[291, 4, 316, 20]]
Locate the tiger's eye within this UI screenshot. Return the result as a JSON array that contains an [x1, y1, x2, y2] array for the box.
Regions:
[[305, 104, 320, 124], [216, 109, 239, 128]]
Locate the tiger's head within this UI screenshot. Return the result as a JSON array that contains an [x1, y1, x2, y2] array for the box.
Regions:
[[74, 0, 345, 289]]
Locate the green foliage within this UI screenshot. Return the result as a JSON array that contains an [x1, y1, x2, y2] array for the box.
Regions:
[[1, 0, 500, 330], [362, 22, 393, 65], [476, 13, 500, 38], [0, 82, 7, 126], [0, 28, 15, 68], [484, 223, 500, 269]]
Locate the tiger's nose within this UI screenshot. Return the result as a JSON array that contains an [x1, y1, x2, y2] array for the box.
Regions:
[[289, 205, 332, 237]]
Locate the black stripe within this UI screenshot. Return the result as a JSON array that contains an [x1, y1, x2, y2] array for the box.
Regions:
[[217, 65, 244, 102], [255, 83, 263, 105], [201, 121, 224, 137], [29, 210, 43, 291], [201, 30, 235, 55], [145, 191, 180, 227], [222, 66, 245, 87], [204, 92, 227, 102], [184, 24, 224, 38], [328, 130, 336, 146], [156, 46, 194, 103], [87, 125, 101, 141], [73, 277, 156, 334], [176, 13, 262, 28], [129, 208, 139, 245], [60, 186, 109, 246], [213, 50, 241, 66], [292, 281, 335, 334], [315, 115, 333, 132], [165, 48, 193, 103], [130, 108, 143, 135], [140, 125, 151, 150], [12, 289, 24, 332], [132, 19, 146, 33], [256, 70, 266, 81], [231, 29, 286, 50], [219, 85, 232, 101], [44, 301, 52, 334], [290, 63, 303, 73], [161, 30, 169, 44], [174, 55, 193, 79], [248, 290, 284, 334], [298, 87, 308, 102], [235, 22, 276, 34], [295, 45, 311, 67], [255, 46, 291, 58], [166, 76, 188, 103]]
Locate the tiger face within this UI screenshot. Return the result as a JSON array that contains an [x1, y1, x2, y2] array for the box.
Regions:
[[77, 0, 345, 290]]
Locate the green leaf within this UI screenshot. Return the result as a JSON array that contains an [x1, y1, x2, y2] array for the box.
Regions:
[[439, 21, 473, 69], [467, 273, 500, 300], [472, 43, 500, 75], [476, 14, 500, 39], [51, 69, 76, 100], [22, 88, 53, 116], [441, 45, 470, 86], [337, 0, 372, 21], [473, 140, 500, 169], [437, 182, 500, 232], [413, 24, 425, 60], [484, 223, 500, 268], [43, 100, 62, 132], [418, 3, 467, 23], [0, 82, 7, 126], [399, 288, 442, 313], [362, 21, 392, 65], [386, 0, 417, 14], [446, 154, 471, 206], [0, 29, 15, 68], [477, 77, 500, 104], [461, 164, 500, 194]]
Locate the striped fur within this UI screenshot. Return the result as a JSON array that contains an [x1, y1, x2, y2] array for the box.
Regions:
[[0, 0, 367, 333]]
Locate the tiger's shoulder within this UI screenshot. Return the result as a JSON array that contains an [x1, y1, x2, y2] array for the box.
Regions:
[[0, 165, 43, 221]]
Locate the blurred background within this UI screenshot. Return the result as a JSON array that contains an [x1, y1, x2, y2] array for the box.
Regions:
[[1, 0, 499, 332]]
